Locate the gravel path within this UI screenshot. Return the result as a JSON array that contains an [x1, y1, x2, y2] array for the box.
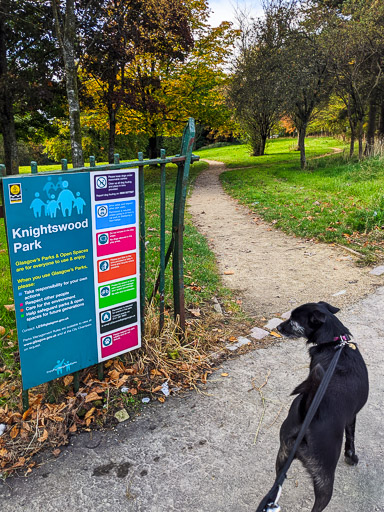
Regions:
[[188, 160, 382, 318]]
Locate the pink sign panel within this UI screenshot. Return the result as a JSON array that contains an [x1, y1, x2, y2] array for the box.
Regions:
[[96, 227, 136, 257], [100, 325, 139, 358]]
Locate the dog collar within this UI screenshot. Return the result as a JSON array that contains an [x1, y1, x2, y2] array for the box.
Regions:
[[333, 334, 351, 342], [334, 334, 356, 350]]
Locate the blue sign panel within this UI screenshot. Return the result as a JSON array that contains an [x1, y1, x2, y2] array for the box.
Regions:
[[3, 169, 142, 391], [3, 173, 98, 389]]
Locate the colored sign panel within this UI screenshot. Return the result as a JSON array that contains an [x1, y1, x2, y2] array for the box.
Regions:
[[3, 169, 141, 390], [96, 227, 136, 257]]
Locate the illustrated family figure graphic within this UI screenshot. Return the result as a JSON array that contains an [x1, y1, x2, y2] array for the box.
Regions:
[[30, 177, 86, 218]]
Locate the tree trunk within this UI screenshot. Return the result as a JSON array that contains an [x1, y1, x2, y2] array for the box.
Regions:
[[0, 2, 18, 175], [358, 118, 364, 159], [298, 125, 307, 169], [108, 108, 116, 164], [349, 117, 356, 157], [52, 0, 84, 168], [148, 134, 158, 160], [365, 98, 377, 156], [378, 98, 384, 142]]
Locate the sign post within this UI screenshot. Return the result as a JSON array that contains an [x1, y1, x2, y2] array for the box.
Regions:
[[3, 169, 141, 390]]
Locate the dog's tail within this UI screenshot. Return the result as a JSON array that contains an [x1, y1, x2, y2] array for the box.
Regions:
[[291, 363, 325, 414]]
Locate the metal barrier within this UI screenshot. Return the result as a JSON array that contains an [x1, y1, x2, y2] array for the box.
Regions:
[[0, 118, 199, 409]]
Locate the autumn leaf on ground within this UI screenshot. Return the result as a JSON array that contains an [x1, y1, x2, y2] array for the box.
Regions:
[[4, 304, 15, 312], [150, 369, 162, 376], [228, 336, 237, 342], [221, 373, 229, 377], [188, 308, 201, 317], [37, 429, 48, 442], [85, 392, 102, 403], [63, 375, 74, 386], [10, 425, 19, 439], [224, 270, 234, 275], [0, 326, 6, 336], [84, 407, 95, 420], [270, 331, 282, 338]]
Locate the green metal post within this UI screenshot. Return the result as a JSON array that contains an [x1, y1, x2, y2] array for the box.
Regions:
[[61, 159, 68, 171], [31, 161, 38, 174], [73, 371, 80, 392], [22, 389, 29, 411], [172, 119, 196, 333], [90, 156, 96, 167], [98, 362, 104, 381], [0, 164, 5, 176], [138, 151, 145, 336], [114, 154, 120, 164], [159, 149, 166, 332]]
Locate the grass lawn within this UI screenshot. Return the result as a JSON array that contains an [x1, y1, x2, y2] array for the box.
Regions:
[[197, 137, 384, 263]]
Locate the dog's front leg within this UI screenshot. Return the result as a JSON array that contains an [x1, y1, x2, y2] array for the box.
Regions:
[[345, 417, 359, 465]]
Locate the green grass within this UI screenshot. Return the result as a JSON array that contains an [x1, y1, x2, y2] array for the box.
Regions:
[[196, 136, 347, 168], [196, 137, 384, 262]]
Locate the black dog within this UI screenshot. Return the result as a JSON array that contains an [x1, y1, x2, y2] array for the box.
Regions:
[[275, 302, 369, 512]]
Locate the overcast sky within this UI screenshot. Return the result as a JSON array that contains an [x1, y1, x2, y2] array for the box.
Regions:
[[207, 0, 263, 27]]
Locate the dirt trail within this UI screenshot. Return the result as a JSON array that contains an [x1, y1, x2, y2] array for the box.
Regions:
[[188, 159, 382, 318]]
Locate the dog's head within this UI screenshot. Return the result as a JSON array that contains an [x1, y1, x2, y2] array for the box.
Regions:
[[277, 301, 350, 345]]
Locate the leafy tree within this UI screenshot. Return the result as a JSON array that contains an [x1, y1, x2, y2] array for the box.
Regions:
[[0, 0, 60, 174], [81, 4, 237, 158], [227, 2, 291, 156]]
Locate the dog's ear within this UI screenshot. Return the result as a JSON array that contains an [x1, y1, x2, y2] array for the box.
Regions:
[[318, 301, 340, 314], [310, 309, 326, 326]]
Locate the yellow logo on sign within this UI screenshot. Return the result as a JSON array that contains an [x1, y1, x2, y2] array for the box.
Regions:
[[10, 184, 20, 195]]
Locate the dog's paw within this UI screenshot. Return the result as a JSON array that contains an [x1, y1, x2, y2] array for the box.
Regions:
[[345, 450, 359, 465]]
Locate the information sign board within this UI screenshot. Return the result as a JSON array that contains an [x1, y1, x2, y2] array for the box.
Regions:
[[3, 170, 141, 389]]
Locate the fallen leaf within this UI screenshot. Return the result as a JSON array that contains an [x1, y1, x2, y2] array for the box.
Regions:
[[69, 424, 77, 433], [188, 308, 201, 317], [270, 331, 282, 338], [10, 425, 19, 439], [158, 397, 165, 403], [4, 304, 15, 312], [37, 429, 48, 442], [0, 326, 6, 336], [108, 369, 120, 381], [52, 448, 61, 457], [84, 407, 95, 420], [224, 270, 234, 275], [221, 373, 229, 377], [228, 336, 237, 342], [150, 369, 162, 376], [85, 392, 102, 403], [63, 375, 74, 386], [22, 407, 33, 421]]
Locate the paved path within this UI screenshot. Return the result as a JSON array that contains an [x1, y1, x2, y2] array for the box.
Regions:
[[1, 160, 383, 511], [1, 291, 383, 511]]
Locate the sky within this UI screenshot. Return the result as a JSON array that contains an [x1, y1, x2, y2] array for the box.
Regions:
[[207, 0, 263, 27]]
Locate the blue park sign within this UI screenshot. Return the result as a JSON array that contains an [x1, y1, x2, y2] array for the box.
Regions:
[[3, 170, 141, 390]]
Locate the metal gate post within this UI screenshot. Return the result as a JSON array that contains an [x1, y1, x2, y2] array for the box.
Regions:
[[172, 119, 196, 332]]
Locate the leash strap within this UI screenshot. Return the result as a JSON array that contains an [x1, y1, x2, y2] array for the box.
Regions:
[[255, 345, 344, 512]]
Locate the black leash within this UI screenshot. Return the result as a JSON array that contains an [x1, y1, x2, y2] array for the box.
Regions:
[[255, 342, 347, 512]]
